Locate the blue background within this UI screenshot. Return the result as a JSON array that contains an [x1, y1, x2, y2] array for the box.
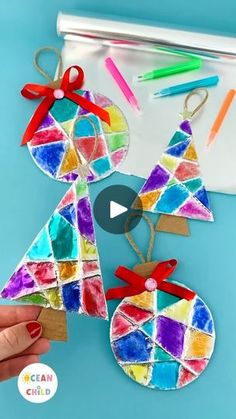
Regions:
[[0, 1, 236, 418]]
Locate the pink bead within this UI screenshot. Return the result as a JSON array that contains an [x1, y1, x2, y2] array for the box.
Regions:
[[53, 89, 64, 99], [145, 277, 157, 292]]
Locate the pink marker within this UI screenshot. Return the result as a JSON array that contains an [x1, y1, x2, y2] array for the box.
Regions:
[[105, 57, 141, 114]]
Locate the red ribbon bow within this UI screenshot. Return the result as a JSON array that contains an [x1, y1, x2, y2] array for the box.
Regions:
[[106, 259, 196, 301], [21, 65, 111, 145]]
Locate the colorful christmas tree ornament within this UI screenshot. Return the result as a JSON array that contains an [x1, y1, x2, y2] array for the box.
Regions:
[[21, 48, 129, 183], [132, 89, 214, 235], [0, 47, 130, 340], [1, 177, 108, 320], [106, 214, 215, 390]]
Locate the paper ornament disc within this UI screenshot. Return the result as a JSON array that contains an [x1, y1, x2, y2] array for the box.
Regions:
[[28, 91, 129, 183], [110, 285, 215, 390]]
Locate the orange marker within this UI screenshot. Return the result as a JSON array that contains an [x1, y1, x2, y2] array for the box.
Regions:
[[207, 89, 235, 148]]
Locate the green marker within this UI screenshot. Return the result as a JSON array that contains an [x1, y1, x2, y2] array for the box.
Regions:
[[136, 58, 202, 82]]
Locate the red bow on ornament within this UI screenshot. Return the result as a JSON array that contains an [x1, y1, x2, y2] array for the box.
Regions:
[[21, 65, 111, 145], [106, 259, 196, 301]]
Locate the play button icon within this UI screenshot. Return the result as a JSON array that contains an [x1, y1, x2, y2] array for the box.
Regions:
[[93, 185, 143, 234], [110, 201, 128, 219]]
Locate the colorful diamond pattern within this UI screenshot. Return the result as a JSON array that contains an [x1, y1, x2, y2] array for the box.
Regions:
[[0, 179, 108, 319], [133, 121, 213, 222], [28, 91, 129, 183], [110, 287, 215, 390]]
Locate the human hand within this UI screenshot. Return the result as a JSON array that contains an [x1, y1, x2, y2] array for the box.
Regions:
[[0, 306, 50, 381]]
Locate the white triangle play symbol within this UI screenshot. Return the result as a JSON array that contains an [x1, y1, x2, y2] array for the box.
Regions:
[[110, 201, 128, 219]]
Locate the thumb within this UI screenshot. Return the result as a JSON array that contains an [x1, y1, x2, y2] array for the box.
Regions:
[[0, 321, 42, 361]]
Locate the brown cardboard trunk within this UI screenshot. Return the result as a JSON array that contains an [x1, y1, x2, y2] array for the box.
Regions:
[[37, 308, 67, 341], [156, 214, 190, 236]]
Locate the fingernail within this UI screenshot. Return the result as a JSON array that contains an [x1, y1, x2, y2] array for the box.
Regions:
[[26, 321, 42, 339]]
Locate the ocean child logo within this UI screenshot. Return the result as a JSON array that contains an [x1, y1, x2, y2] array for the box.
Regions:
[[18, 363, 58, 403]]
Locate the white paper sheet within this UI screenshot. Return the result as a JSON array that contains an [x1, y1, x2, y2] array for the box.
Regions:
[[61, 39, 236, 194]]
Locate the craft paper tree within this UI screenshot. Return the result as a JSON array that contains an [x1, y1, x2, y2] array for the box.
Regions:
[[1, 177, 107, 312], [133, 91, 213, 235], [0, 82, 129, 340]]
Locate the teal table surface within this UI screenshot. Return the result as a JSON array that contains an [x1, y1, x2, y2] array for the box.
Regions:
[[0, 1, 236, 418]]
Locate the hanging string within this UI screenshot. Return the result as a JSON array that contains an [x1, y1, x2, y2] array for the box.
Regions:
[[70, 115, 100, 178], [33, 46, 63, 83], [21, 48, 111, 145], [182, 88, 208, 119], [124, 213, 156, 264]]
